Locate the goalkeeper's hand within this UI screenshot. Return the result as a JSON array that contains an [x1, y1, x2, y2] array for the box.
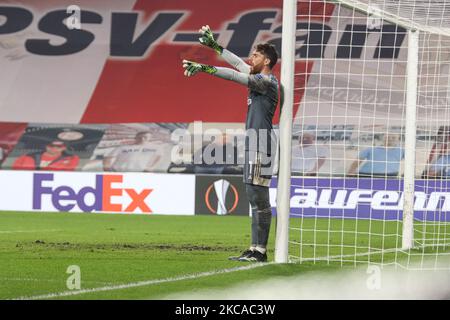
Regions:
[[182, 59, 217, 77], [198, 25, 223, 55]]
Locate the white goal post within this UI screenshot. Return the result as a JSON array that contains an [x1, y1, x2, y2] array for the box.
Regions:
[[275, 0, 298, 263]]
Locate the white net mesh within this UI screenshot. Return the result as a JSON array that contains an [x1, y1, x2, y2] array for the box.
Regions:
[[287, 0, 450, 269], [333, 0, 450, 35]]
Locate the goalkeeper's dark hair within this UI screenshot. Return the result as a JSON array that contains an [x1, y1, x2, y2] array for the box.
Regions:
[[255, 43, 279, 69]]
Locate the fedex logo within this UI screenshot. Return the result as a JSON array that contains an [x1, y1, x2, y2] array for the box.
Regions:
[[32, 173, 152, 213]]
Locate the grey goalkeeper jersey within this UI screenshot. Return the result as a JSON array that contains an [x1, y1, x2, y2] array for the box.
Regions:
[[246, 73, 279, 155], [213, 49, 279, 155]]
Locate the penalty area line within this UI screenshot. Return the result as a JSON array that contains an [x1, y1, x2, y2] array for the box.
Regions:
[[0, 229, 61, 234], [13, 262, 273, 300]]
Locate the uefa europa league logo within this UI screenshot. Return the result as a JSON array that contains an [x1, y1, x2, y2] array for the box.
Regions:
[[205, 179, 239, 215], [214, 179, 230, 215]]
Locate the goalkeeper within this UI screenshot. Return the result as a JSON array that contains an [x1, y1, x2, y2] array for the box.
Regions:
[[182, 26, 280, 262]]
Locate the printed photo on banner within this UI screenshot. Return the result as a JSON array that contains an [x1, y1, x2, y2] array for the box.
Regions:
[[83, 123, 187, 173], [0, 122, 27, 167], [421, 126, 450, 179], [291, 124, 441, 178], [167, 122, 247, 175], [2, 124, 105, 171], [292, 124, 356, 177]]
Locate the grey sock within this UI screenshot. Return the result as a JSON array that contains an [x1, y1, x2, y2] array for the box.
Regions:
[[257, 207, 272, 247], [252, 207, 272, 247], [246, 184, 271, 248], [251, 207, 259, 247]]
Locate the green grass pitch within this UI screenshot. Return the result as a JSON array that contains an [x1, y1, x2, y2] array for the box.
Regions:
[[0, 211, 448, 299]]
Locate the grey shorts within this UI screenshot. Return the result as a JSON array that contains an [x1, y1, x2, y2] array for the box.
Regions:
[[243, 150, 274, 187]]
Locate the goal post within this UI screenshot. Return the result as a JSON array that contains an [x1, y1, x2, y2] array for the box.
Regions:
[[275, 0, 298, 263], [276, 0, 450, 268], [402, 29, 419, 250]]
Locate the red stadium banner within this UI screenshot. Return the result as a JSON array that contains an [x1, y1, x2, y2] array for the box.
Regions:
[[0, 0, 333, 124]]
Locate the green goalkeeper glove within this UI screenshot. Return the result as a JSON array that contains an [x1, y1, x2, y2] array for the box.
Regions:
[[182, 59, 217, 77], [198, 25, 223, 55]]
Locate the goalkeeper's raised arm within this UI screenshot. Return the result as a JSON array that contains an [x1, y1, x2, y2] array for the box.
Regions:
[[182, 59, 250, 87], [198, 25, 250, 74], [182, 41, 279, 97]]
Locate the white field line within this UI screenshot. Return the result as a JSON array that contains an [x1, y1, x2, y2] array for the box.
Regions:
[[0, 229, 60, 234], [1, 278, 61, 282], [12, 262, 273, 300], [1, 278, 113, 285]]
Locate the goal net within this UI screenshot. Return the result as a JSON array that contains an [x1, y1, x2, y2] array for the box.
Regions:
[[277, 0, 450, 270]]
